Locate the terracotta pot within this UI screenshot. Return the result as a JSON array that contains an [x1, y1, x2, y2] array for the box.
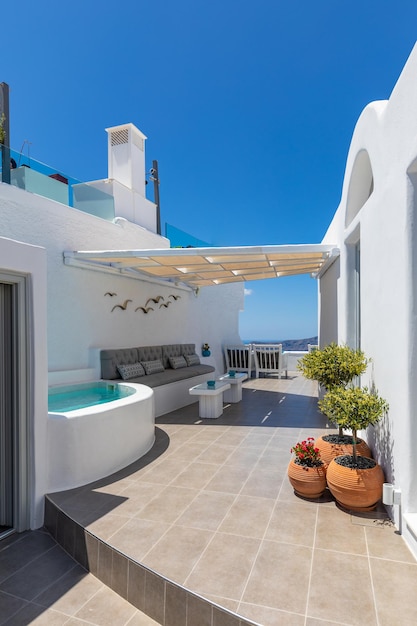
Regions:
[[287, 459, 327, 499], [316, 435, 371, 465], [326, 457, 384, 512]]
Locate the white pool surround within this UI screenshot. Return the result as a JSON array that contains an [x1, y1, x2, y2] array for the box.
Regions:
[[47, 381, 155, 492]]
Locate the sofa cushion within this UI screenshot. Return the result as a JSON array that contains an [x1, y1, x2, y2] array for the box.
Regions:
[[137, 345, 163, 364], [162, 344, 186, 368], [101, 348, 140, 380], [124, 363, 215, 388], [184, 353, 200, 366], [117, 362, 145, 380], [141, 359, 165, 375], [169, 355, 188, 369]]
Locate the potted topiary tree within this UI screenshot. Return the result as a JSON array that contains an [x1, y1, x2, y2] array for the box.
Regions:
[[297, 343, 371, 462], [319, 386, 389, 511]]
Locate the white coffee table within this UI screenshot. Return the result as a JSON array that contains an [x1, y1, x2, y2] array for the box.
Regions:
[[189, 381, 231, 418], [218, 372, 248, 402]]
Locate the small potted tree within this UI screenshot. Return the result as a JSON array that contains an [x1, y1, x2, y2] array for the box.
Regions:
[[297, 343, 371, 462], [319, 386, 388, 511]]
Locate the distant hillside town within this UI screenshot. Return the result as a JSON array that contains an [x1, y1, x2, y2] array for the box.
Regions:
[[243, 337, 318, 351]]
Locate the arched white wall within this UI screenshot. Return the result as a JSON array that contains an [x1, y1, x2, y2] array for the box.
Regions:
[[320, 43, 417, 557]]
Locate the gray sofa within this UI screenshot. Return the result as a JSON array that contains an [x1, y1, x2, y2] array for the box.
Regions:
[[100, 343, 215, 388]]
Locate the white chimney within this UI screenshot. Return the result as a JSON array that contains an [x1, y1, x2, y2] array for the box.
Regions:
[[105, 123, 147, 197]]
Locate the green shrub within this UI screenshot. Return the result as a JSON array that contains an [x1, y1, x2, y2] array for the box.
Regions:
[[318, 387, 388, 461], [297, 342, 368, 390]]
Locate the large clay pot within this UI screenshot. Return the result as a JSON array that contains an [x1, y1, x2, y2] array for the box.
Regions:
[[316, 435, 371, 465], [287, 459, 327, 499], [326, 456, 384, 512]]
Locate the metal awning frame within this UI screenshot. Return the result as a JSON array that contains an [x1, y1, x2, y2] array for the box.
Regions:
[[64, 244, 339, 290]]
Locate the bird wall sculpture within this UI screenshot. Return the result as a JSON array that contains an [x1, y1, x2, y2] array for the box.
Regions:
[[145, 296, 164, 307], [135, 306, 154, 314], [111, 299, 132, 312]]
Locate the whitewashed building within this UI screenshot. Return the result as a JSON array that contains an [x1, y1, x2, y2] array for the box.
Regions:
[[3, 41, 417, 562], [319, 43, 417, 557]]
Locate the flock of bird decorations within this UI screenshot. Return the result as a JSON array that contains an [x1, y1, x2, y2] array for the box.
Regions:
[[104, 292, 181, 313]]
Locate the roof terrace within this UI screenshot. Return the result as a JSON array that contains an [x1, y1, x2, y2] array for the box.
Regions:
[[3, 374, 412, 626]]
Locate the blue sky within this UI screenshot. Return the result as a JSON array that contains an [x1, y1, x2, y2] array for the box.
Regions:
[[2, 1, 417, 339]]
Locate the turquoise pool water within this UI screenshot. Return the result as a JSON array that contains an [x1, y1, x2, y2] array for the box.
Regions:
[[48, 382, 135, 413]]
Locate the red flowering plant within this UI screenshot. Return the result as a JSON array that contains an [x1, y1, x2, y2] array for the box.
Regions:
[[290, 437, 323, 467]]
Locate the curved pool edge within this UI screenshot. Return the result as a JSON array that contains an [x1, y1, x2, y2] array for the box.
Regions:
[[47, 382, 155, 492]]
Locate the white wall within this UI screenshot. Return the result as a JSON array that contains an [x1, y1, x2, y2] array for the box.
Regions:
[[320, 43, 417, 557], [0, 180, 244, 529]]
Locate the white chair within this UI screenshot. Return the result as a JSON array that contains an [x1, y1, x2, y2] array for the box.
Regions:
[[223, 345, 254, 377], [253, 343, 283, 378]]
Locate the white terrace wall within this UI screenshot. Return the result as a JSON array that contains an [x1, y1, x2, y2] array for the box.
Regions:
[[320, 43, 417, 557], [0, 182, 243, 379], [0, 181, 244, 528]]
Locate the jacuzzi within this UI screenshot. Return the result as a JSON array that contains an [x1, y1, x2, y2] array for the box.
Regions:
[[47, 381, 155, 492]]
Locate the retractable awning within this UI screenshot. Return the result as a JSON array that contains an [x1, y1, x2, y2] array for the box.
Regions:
[[64, 244, 339, 288]]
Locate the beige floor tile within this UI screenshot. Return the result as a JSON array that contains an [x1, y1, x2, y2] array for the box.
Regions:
[[240, 469, 284, 499], [305, 617, 346, 625], [109, 481, 165, 516], [242, 540, 311, 614], [365, 524, 417, 562], [187, 427, 225, 444], [136, 486, 198, 523], [265, 500, 317, 547], [142, 525, 213, 584], [239, 433, 274, 448], [197, 444, 236, 464], [223, 446, 265, 468], [218, 495, 275, 539], [139, 458, 190, 485], [215, 430, 250, 446], [169, 461, 220, 489], [170, 441, 210, 461], [175, 491, 236, 531], [315, 506, 368, 555], [109, 518, 170, 561], [238, 602, 305, 626], [82, 512, 131, 540], [126, 610, 162, 625], [203, 594, 240, 613], [73, 585, 136, 625], [370, 557, 417, 625], [308, 549, 377, 625], [185, 533, 261, 600], [204, 465, 253, 495]]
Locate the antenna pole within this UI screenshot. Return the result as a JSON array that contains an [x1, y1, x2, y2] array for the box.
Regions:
[[152, 159, 161, 235], [0, 83, 10, 184]]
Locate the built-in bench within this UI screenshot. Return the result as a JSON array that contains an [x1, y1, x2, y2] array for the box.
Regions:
[[100, 343, 215, 417]]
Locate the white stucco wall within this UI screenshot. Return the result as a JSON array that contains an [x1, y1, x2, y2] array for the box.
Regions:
[[320, 43, 417, 557], [0, 180, 244, 529]]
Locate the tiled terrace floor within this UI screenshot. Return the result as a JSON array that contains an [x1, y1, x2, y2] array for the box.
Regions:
[[3, 374, 417, 625]]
